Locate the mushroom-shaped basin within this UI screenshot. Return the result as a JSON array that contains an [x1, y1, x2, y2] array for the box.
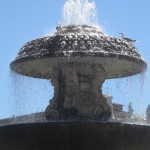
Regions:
[[10, 25, 147, 79]]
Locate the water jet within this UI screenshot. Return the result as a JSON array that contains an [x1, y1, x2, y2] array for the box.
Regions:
[[0, 0, 148, 150]]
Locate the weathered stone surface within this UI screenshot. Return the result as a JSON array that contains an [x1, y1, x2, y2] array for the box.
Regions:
[[10, 25, 147, 79], [45, 62, 111, 120], [14, 25, 141, 60]]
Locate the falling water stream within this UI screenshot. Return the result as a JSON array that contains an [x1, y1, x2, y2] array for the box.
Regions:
[[10, 72, 53, 117], [103, 73, 146, 124]]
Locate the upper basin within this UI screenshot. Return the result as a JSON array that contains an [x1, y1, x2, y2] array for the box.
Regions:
[[10, 25, 147, 79]]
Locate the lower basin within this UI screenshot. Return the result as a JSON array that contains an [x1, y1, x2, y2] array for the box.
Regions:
[[0, 121, 150, 150]]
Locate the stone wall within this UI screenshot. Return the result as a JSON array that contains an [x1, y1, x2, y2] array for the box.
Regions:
[[0, 112, 47, 126]]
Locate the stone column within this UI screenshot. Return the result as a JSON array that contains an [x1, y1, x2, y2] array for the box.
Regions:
[[45, 62, 111, 121]]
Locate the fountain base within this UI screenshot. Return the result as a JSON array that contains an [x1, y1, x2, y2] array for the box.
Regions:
[[0, 122, 150, 150]]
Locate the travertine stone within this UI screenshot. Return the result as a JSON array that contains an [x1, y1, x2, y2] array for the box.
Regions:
[[45, 62, 111, 120]]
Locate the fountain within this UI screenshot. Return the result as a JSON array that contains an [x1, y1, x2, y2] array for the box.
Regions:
[[0, 0, 149, 150]]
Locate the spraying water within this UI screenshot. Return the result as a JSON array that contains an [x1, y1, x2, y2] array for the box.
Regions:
[[62, 0, 98, 26]]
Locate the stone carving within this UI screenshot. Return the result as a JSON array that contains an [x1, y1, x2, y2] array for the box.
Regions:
[[16, 25, 141, 61], [45, 62, 111, 120]]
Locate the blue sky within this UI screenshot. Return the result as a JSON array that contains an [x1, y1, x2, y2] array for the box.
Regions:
[[0, 0, 149, 119]]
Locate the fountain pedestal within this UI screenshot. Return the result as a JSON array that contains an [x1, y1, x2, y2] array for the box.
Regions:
[[45, 62, 111, 120]]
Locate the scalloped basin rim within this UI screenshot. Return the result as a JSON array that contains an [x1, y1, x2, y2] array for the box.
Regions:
[[10, 52, 147, 79]]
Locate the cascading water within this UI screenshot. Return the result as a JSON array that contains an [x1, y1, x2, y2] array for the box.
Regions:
[[103, 73, 146, 122], [62, 0, 98, 26]]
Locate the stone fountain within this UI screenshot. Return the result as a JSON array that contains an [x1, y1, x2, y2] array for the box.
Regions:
[[0, 0, 149, 150], [10, 24, 146, 121]]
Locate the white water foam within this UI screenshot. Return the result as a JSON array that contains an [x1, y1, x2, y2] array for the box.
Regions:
[[62, 0, 98, 26]]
